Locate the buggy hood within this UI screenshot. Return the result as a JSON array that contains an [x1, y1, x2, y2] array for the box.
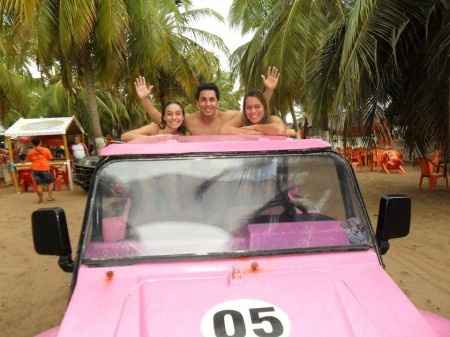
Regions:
[[55, 250, 437, 337]]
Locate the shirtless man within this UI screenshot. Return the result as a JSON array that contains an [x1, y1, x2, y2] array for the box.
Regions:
[[134, 67, 280, 135]]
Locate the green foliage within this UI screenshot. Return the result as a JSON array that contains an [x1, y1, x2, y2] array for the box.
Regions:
[[28, 80, 147, 137], [0, 0, 227, 140], [215, 72, 243, 111], [230, 0, 344, 117], [126, 1, 227, 107], [383, 0, 450, 153], [231, 0, 450, 154], [310, 0, 450, 152], [0, 62, 36, 125]]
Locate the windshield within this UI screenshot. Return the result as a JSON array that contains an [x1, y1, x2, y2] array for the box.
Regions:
[[83, 153, 372, 261]]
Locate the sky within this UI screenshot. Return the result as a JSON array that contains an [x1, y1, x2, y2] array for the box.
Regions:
[[190, 0, 251, 71]]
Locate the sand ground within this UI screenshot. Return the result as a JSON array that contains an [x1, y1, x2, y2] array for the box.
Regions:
[[0, 165, 449, 336]]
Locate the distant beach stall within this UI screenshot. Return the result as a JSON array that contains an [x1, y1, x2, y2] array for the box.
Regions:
[[4, 116, 85, 193]]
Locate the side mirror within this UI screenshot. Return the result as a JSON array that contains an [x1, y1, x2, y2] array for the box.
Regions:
[[375, 195, 411, 255], [32, 207, 74, 272]]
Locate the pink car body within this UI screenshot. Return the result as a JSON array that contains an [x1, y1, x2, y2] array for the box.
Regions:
[[33, 136, 450, 337]]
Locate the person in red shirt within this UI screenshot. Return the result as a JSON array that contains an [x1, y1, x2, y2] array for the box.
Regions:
[[27, 137, 55, 203], [381, 149, 406, 175]]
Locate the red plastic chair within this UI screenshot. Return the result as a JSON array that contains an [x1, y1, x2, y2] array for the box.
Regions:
[[369, 148, 386, 171], [381, 150, 406, 174], [351, 148, 365, 167], [430, 150, 444, 173], [418, 158, 448, 191], [344, 148, 352, 162], [18, 170, 37, 192], [342, 148, 360, 169], [51, 167, 68, 191]]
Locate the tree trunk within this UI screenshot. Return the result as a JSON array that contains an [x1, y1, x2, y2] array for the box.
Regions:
[[303, 116, 309, 139], [319, 108, 329, 140], [84, 70, 105, 151], [446, 78, 450, 173], [343, 117, 348, 150]]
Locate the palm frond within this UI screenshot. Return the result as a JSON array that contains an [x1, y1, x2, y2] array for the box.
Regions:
[[179, 26, 229, 55], [0, 0, 40, 28], [95, 0, 129, 84], [229, 0, 276, 34], [37, 0, 59, 68], [58, 0, 96, 58], [182, 8, 224, 25]]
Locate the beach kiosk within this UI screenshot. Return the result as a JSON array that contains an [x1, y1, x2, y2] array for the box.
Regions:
[[4, 116, 85, 193]]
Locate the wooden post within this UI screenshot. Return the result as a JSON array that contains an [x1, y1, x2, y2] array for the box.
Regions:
[[62, 135, 73, 191], [6, 137, 19, 193], [66, 159, 73, 191], [62, 135, 70, 160]]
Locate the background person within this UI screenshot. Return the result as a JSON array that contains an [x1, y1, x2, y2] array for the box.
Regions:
[[71, 135, 89, 161], [134, 66, 280, 135], [121, 101, 188, 142], [0, 147, 9, 186], [381, 149, 406, 175], [16, 137, 32, 162], [105, 134, 113, 146], [26, 137, 55, 203]]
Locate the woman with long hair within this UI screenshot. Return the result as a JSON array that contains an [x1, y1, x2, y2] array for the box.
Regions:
[[121, 100, 189, 142], [221, 90, 295, 136]]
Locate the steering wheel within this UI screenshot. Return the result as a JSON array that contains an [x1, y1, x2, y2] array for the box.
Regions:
[[248, 189, 334, 223]]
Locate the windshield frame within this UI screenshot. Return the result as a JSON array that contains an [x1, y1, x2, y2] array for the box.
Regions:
[[78, 149, 377, 266]]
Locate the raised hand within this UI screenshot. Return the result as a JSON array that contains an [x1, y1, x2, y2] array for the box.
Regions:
[[134, 76, 154, 100], [261, 66, 280, 91]]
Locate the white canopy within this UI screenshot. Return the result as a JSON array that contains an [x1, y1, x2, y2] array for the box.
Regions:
[[4, 116, 85, 138]]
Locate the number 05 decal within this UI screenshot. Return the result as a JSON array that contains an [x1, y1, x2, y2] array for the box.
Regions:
[[201, 299, 291, 337]]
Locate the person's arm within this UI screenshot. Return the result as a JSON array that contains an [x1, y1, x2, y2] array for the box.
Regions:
[[286, 128, 298, 138], [121, 123, 160, 142], [220, 113, 262, 135], [46, 147, 53, 160], [221, 125, 263, 135], [262, 66, 280, 105], [135, 76, 162, 123], [82, 142, 89, 155], [244, 116, 287, 136]]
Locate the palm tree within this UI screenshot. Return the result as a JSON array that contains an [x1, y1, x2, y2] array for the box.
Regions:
[[0, 62, 35, 125], [31, 80, 147, 139], [0, 3, 38, 125], [126, 1, 228, 108], [229, 0, 344, 125], [383, 1, 450, 156], [231, 0, 450, 157], [0, 0, 36, 75], [1, 0, 130, 148], [309, 0, 450, 155], [1, 0, 227, 147]]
